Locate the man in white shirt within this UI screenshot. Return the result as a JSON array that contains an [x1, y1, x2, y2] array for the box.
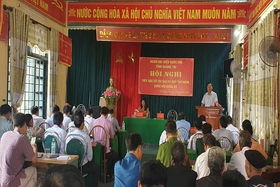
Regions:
[[44, 112, 66, 154], [84, 107, 95, 132], [201, 82, 219, 107], [187, 118, 203, 150], [62, 105, 72, 130], [228, 130, 252, 180], [226, 115, 240, 146], [66, 112, 100, 186], [108, 109, 120, 134], [31, 106, 45, 128], [45, 105, 60, 127], [213, 116, 234, 150]]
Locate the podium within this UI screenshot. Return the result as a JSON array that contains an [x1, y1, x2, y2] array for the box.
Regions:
[[195, 106, 223, 130]]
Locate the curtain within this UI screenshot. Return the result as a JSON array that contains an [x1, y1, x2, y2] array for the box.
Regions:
[[9, 9, 29, 111], [67, 30, 111, 108], [47, 29, 59, 117], [111, 42, 141, 123], [141, 43, 231, 124], [232, 44, 243, 128], [245, 10, 278, 151], [28, 19, 48, 52]]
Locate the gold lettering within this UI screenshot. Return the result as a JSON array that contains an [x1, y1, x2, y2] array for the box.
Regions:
[[187, 9, 201, 19], [154, 9, 171, 19], [202, 8, 220, 19], [222, 8, 236, 19], [40, 0, 48, 11]]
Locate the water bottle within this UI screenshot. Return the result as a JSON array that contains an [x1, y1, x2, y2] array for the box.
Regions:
[[273, 151, 278, 168], [122, 121, 125, 131], [51, 138, 56, 154]]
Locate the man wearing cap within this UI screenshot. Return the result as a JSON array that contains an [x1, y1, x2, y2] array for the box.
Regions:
[[245, 150, 274, 187]]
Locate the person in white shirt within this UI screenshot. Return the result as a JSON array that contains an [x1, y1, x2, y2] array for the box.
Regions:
[[108, 109, 120, 135], [45, 105, 60, 127], [84, 107, 95, 132], [201, 82, 219, 107], [188, 118, 203, 150], [194, 134, 227, 180], [62, 105, 72, 130], [226, 115, 240, 146], [228, 130, 252, 180], [212, 116, 234, 150], [65, 112, 100, 186], [44, 112, 66, 154], [31, 106, 45, 128]]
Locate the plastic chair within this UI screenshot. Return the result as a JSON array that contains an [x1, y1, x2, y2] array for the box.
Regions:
[[189, 132, 203, 150], [43, 131, 60, 153], [39, 122, 51, 130], [90, 125, 108, 186], [65, 134, 87, 174], [218, 136, 232, 151]]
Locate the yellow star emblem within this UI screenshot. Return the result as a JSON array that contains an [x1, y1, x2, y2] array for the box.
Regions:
[[68, 9, 76, 17], [237, 9, 246, 18]]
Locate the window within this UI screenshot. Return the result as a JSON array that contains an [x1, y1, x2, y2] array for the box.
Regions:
[[8, 45, 48, 118]]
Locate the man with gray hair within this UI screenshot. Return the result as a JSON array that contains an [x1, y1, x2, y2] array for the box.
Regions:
[[228, 130, 252, 180], [196, 146, 225, 187]]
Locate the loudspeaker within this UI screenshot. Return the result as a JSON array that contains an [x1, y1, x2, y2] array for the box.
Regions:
[[223, 58, 234, 78], [90, 106, 101, 119]]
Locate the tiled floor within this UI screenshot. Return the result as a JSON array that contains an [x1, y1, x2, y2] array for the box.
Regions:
[[100, 143, 159, 187]]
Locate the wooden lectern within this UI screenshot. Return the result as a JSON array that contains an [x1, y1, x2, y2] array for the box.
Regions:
[[195, 106, 223, 130]]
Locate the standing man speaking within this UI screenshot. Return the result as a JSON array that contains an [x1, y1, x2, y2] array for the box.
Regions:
[[201, 82, 219, 107]]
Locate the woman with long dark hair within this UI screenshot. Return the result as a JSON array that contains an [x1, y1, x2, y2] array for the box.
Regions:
[[137, 99, 150, 118]]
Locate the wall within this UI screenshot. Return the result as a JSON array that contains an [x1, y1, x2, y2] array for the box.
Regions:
[[0, 0, 68, 111]]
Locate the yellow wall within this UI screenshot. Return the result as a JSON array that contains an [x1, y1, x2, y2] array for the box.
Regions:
[[0, 0, 68, 110]]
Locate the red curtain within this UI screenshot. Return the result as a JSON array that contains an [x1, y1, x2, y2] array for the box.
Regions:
[[111, 42, 141, 124]]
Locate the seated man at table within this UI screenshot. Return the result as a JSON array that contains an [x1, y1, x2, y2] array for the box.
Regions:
[[0, 113, 37, 187], [138, 160, 167, 187], [196, 146, 225, 187], [188, 118, 203, 150], [213, 116, 234, 150], [167, 141, 197, 187], [45, 112, 66, 154], [114, 133, 143, 187], [0, 104, 13, 140], [157, 120, 190, 168], [108, 109, 120, 134], [85, 107, 95, 132], [92, 106, 118, 180], [31, 106, 45, 128], [66, 112, 100, 187], [62, 105, 72, 130], [245, 150, 273, 187], [45, 105, 60, 127], [176, 112, 191, 142]]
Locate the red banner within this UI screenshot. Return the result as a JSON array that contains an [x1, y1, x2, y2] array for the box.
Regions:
[[68, 3, 248, 25], [244, 35, 248, 69], [139, 57, 194, 96], [96, 26, 231, 43], [0, 12, 8, 42], [248, 0, 273, 27], [59, 32, 72, 67], [23, 0, 66, 26], [0, 0, 2, 34]]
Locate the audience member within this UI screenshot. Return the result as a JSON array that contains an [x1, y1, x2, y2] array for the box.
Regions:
[[108, 109, 120, 134], [233, 120, 267, 159], [44, 112, 66, 154], [157, 120, 190, 168], [62, 105, 72, 130], [84, 107, 95, 132], [228, 130, 252, 179], [38, 164, 86, 187], [176, 112, 191, 141], [225, 115, 240, 146], [138, 160, 167, 187], [31, 106, 45, 127], [188, 118, 203, 150], [166, 141, 197, 187], [114, 133, 143, 187], [45, 104, 60, 127], [222, 170, 247, 187], [0, 113, 37, 187], [65, 112, 100, 186], [196, 146, 225, 187], [213, 116, 234, 150], [245, 150, 273, 187], [26, 113, 44, 138], [194, 134, 225, 179], [0, 104, 13, 139], [92, 106, 118, 180], [198, 115, 206, 124]]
